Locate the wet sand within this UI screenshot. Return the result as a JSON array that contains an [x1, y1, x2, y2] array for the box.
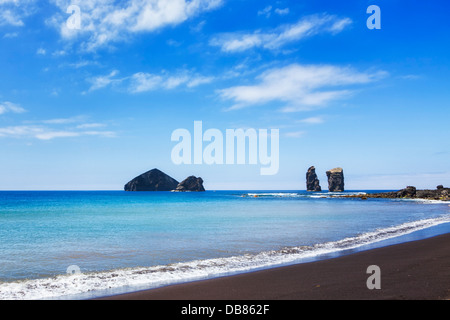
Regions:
[[98, 233, 450, 300]]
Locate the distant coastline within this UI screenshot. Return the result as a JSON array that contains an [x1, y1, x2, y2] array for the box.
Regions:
[[336, 186, 450, 202]]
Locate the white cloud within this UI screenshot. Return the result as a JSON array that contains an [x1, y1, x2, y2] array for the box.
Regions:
[[211, 14, 352, 53], [328, 17, 352, 34], [399, 74, 422, 80], [87, 70, 122, 92], [186, 75, 214, 88], [257, 5, 272, 18], [190, 20, 206, 32], [258, 6, 289, 18], [0, 101, 26, 115], [0, 115, 115, 140], [52, 49, 67, 57], [75, 123, 106, 129], [42, 115, 86, 124], [36, 48, 46, 55], [0, 10, 25, 26], [0, 0, 36, 27], [298, 116, 325, 124], [88, 69, 214, 93], [0, 126, 114, 140], [49, 0, 224, 51], [129, 71, 214, 92], [285, 130, 306, 138], [129, 72, 163, 93], [3, 32, 19, 38], [218, 63, 388, 112], [274, 8, 289, 16]]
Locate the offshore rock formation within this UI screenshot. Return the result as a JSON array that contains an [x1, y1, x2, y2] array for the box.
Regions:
[[124, 169, 179, 191], [306, 166, 322, 192], [326, 167, 344, 192], [342, 185, 450, 201], [370, 186, 448, 200], [174, 176, 206, 192]]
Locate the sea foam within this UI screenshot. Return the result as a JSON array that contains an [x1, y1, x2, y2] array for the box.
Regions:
[[1, 215, 449, 300]]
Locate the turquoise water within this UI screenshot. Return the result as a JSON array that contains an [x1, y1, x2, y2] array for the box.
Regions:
[[0, 190, 449, 299]]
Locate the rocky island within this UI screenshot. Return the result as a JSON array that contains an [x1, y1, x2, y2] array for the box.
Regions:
[[124, 169, 206, 192], [124, 168, 179, 191], [306, 166, 322, 192], [174, 176, 205, 192], [327, 167, 344, 192]]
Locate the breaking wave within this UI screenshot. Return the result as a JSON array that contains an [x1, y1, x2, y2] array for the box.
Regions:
[[241, 192, 367, 198], [1, 215, 449, 300]]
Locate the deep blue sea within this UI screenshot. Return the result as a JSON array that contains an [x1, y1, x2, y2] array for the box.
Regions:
[[0, 190, 449, 300]]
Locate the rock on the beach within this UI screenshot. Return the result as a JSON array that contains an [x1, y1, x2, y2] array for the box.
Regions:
[[306, 166, 322, 192], [326, 167, 344, 192], [346, 185, 450, 201], [396, 186, 416, 198], [394, 185, 450, 200], [124, 168, 179, 191], [174, 176, 206, 192]]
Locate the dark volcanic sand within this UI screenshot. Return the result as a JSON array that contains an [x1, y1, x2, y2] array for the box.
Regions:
[[98, 234, 450, 300]]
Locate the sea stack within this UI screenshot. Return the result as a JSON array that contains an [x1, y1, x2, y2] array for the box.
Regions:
[[124, 169, 179, 191], [174, 176, 206, 192], [306, 166, 322, 192], [326, 167, 344, 192]]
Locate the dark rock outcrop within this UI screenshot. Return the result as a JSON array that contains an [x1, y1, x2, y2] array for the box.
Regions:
[[174, 176, 205, 192], [306, 166, 321, 192], [396, 186, 416, 198], [343, 185, 450, 201], [124, 169, 179, 191], [326, 167, 344, 192]]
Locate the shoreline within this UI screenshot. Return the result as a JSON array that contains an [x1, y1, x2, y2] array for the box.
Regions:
[[97, 233, 450, 300]]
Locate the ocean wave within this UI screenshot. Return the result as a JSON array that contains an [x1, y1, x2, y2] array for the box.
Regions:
[[392, 198, 450, 205], [1, 215, 449, 300], [240, 192, 450, 204], [244, 193, 303, 198], [241, 192, 367, 198]]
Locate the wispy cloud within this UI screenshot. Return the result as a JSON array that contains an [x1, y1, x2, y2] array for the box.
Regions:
[[0, 114, 115, 140], [129, 71, 214, 93], [42, 115, 86, 124], [257, 6, 272, 18], [87, 70, 123, 92], [88, 69, 214, 93], [0, 125, 115, 140], [285, 130, 306, 138], [258, 6, 289, 18], [399, 74, 422, 80], [36, 48, 47, 55], [210, 14, 352, 53], [297, 116, 325, 124], [219, 63, 388, 112], [0, 0, 36, 27], [274, 8, 289, 16], [49, 0, 224, 51], [75, 123, 106, 129], [0, 101, 26, 115], [3, 32, 19, 38]]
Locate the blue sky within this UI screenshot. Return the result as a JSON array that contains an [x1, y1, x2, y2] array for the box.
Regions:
[[0, 0, 449, 190]]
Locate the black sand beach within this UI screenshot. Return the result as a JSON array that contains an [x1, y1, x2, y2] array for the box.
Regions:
[[98, 233, 450, 300]]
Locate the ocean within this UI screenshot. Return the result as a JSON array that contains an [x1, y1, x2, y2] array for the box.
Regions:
[[0, 190, 449, 300]]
